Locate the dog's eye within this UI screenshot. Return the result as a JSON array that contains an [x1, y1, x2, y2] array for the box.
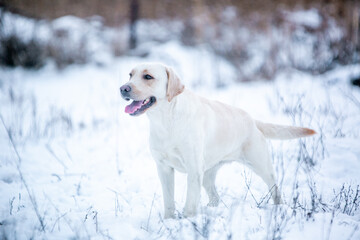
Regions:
[[129, 73, 132, 78], [144, 74, 153, 80]]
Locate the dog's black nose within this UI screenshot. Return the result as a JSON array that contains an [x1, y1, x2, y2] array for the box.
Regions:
[[120, 85, 132, 101], [120, 85, 131, 93]]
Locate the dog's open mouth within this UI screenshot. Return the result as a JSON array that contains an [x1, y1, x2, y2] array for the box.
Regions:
[[125, 96, 156, 116]]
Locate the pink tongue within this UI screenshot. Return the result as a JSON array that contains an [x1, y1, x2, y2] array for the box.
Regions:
[[125, 100, 143, 114]]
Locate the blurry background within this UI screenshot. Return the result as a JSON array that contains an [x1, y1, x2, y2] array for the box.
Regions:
[[1, 0, 359, 81]]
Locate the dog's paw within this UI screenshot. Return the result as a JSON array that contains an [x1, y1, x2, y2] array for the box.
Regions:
[[183, 208, 197, 218], [207, 198, 219, 207], [164, 211, 175, 219]]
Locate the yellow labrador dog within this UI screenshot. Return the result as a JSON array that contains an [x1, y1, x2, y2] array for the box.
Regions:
[[120, 63, 315, 218]]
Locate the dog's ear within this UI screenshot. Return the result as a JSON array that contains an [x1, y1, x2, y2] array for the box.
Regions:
[[166, 67, 184, 102]]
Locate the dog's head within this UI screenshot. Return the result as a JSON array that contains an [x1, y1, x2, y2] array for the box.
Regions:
[[120, 63, 184, 116]]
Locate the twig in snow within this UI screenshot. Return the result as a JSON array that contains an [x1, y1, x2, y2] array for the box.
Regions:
[[44, 193, 79, 238], [243, 170, 259, 206], [340, 87, 360, 111], [9, 197, 15, 215], [45, 143, 68, 171], [325, 209, 336, 240], [0, 114, 46, 232], [50, 212, 67, 232], [107, 187, 130, 205], [346, 224, 359, 240], [144, 193, 156, 232]]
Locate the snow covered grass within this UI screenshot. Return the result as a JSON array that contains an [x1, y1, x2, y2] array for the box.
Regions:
[[1, 47, 360, 239], [1, 9, 360, 239]]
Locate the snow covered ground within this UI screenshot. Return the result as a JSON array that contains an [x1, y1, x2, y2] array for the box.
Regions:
[[1, 44, 360, 239], [1, 11, 360, 240]]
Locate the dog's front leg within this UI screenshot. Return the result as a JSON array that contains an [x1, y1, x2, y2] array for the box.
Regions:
[[156, 163, 175, 219], [183, 171, 203, 217]]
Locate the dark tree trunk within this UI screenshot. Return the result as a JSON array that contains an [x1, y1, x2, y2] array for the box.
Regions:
[[129, 0, 139, 49]]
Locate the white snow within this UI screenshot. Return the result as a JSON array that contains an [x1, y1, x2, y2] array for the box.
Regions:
[[1, 12, 360, 240], [284, 8, 322, 29]]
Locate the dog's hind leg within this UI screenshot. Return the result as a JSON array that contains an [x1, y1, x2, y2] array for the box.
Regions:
[[203, 165, 221, 207], [243, 132, 283, 204]]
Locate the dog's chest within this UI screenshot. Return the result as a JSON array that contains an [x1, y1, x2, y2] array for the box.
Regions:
[[149, 124, 188, 172]]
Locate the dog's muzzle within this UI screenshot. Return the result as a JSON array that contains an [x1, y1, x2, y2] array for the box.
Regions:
[[120, 84, 131, 101]]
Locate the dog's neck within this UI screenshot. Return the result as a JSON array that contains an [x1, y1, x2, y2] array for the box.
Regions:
[[147, 95, 179, 122], [146, 89, 190, 128]]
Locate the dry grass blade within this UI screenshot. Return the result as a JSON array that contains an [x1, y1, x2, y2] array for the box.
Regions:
[[0, 115, 46, 232]]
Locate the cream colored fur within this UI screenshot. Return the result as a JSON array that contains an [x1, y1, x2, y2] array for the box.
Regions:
[[122, 63, 316, 218]]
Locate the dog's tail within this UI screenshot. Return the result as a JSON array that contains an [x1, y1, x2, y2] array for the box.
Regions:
[[255, 121, 316, 140]]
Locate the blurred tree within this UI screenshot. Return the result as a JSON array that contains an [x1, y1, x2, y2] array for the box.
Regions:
[[129, 0, 139, 49], [1, 0, 359, 72]]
